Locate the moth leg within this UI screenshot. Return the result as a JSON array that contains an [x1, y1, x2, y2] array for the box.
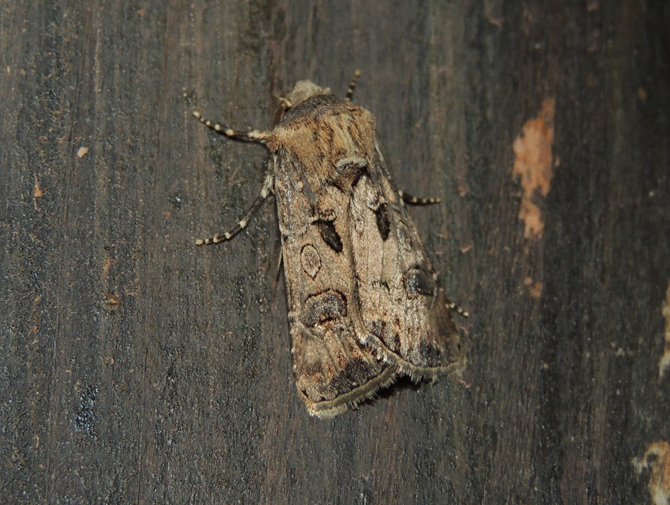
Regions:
[[445, 298, 469, 318], [397, 189, 441, 206], [345, 70, 362, 101], [192, 111, 271, 144], [196, 173, 274, 246]]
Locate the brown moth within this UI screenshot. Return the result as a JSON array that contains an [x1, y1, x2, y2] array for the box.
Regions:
[[193, 73, 467, 418]]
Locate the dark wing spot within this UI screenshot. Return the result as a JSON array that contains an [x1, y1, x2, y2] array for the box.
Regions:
[[330, 358, 376, 395], [303, 290, 348, 327], [315, 219, 343, 253], [374, 203, 391, 241], [403, 266, 435, 299]]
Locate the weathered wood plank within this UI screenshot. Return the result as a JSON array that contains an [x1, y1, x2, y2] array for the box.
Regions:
[[1, 1, 668, 503]]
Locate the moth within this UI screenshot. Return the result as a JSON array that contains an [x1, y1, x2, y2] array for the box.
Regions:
[[193, 72, 467, 418]]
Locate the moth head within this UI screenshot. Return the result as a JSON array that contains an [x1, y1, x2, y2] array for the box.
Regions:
[[287, 80, 332, 106], [273, 80, 332, 124]]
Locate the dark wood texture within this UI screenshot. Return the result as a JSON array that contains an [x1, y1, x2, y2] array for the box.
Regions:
[[2, 1, 669, 503]]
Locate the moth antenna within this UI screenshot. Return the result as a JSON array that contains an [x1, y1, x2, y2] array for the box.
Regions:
[[192, 111, 271, 144], [397, 189, 441, 205], [345, 70, 362, 101], [196, 173, 274, 246]]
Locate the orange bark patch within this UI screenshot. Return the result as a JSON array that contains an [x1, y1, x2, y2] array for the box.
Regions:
[[634, 441, 670, 505], [523, 277, 543, 298], [33, 174, 43, 198], [660, 283, 670, 379], [513, 98, 555, 238]]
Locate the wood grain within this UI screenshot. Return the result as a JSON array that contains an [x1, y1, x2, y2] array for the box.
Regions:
[[1, 1, 668, 503]]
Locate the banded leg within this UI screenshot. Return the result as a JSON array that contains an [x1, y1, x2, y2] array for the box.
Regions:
[[445, 298, 469, 318], [196, 173, 274, 246], [398, 189, 441, 205], [192, 111, 271, 144], [345, 70, 362, 100]]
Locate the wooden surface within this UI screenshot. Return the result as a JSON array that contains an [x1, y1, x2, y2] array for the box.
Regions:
[[2, 1, 669, 503]]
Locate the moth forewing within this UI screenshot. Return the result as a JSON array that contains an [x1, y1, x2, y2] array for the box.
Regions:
[[349, 142, 464, 377], [194, 76, 466, 418]]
